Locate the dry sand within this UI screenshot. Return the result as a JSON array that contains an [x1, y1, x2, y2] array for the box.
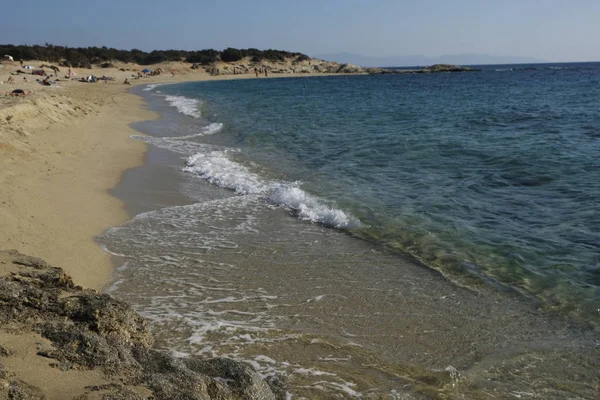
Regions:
[[0, 60, 342, 399], [1, 68, 151, 291]]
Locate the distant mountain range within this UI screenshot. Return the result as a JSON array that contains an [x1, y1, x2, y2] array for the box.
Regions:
[[313, 52, 546, 67]]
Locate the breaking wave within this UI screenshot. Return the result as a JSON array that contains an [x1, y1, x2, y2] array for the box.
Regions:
[[164, 95, 202, 118], [143, 83, 166, 92], [184, 151, 360, 229]]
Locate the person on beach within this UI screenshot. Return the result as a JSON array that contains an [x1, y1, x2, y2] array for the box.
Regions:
[[264, 68, 268, 77], [23, 77, 27, 82], [123, 78, 131, 85], [7, 76, 14, 84], [254, 67, 259, 78], [9, 89, 29, 96]]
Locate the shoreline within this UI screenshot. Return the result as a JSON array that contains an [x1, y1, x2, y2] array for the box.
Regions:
[[0, 64, 338, 291], [0, 65, 342, 397]]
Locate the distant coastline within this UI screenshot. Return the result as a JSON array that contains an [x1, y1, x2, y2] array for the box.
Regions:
[[0, 43, 482, 77], [314, 52, 547, 67]]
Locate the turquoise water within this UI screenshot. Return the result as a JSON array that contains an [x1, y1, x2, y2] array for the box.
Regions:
[[156, 65, 600, 323]]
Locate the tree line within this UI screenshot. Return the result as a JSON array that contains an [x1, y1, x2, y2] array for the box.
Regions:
[[0, 44, 310, 68]]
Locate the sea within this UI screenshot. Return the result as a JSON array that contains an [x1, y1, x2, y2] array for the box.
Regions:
[[99, 63, 600, 399]]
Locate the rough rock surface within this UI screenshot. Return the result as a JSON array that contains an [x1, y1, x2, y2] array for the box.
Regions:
[[0, 250, 281, 399], [336, 63, 364, 73], [195, 56, 478, 77]]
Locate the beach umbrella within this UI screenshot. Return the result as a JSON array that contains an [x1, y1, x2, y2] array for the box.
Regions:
[[142, 68, 151, 73]]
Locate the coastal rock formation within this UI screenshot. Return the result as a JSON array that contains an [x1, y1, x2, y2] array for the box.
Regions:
[[197, 56, 479, 77], [367, 64, 479, 75], [336, 63, 364, 73], [199, 56, 373, 76], [0, 250, 282, 399], [417, 64, 478, 73]]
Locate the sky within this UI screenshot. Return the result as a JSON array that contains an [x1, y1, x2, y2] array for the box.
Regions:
[[1, 0, 599, 62]]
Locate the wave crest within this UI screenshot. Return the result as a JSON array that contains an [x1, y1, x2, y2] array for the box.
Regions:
[[184, 151, 360, 229], [165, 95, 201, 118]]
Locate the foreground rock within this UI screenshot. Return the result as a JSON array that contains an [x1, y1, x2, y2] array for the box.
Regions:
[[0, 250, 282, 399]]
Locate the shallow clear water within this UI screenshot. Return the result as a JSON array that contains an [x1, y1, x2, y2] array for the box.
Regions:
[[159, 65, 600, 320], [99, 65, 600, 398]]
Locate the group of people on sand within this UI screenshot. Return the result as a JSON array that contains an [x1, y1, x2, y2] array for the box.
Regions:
[[254, 67, 269, 78], [1, 79, 30, 96], [2, 75, 28, 84]]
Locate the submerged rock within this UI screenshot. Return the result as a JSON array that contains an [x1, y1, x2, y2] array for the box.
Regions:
[[0, 250, 281, 399]]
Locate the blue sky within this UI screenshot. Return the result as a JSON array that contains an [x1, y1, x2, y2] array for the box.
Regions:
[[2, 0, 598, 62]]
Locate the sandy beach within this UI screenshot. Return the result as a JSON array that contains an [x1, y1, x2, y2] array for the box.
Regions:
[[0, 63, 170, 398], [0, 61, 319, 290]]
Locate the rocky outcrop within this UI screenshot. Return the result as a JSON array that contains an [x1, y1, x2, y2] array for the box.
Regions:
[[416, 64, 478, 73], [368, 64, 480, 75], [0, 250, 282, 399], [335, 63, 364, 73], [199, 56, 480, 77], [200, 56, 372, 76]]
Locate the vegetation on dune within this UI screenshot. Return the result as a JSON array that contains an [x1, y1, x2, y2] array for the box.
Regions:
[[0, 43, 309, 68]]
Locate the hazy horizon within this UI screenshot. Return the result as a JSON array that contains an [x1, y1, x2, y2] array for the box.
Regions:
[[1, 0, 599, 64]]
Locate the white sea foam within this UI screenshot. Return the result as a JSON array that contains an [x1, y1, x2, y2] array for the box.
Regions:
[[164, 95, 201, 118], [98, 243, 128, 257], [294, 368, 337, 377], [184, 151, 360, 229], [143, 83, 166, 91], [305, 295, 325, 303], [105, 279, 124, 294], [184, 151, 268, 195], [269, 185, 355, 228], [171, 122, 224, 139], [312, 381, 360, 397], [255, 355, 277, 364]]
